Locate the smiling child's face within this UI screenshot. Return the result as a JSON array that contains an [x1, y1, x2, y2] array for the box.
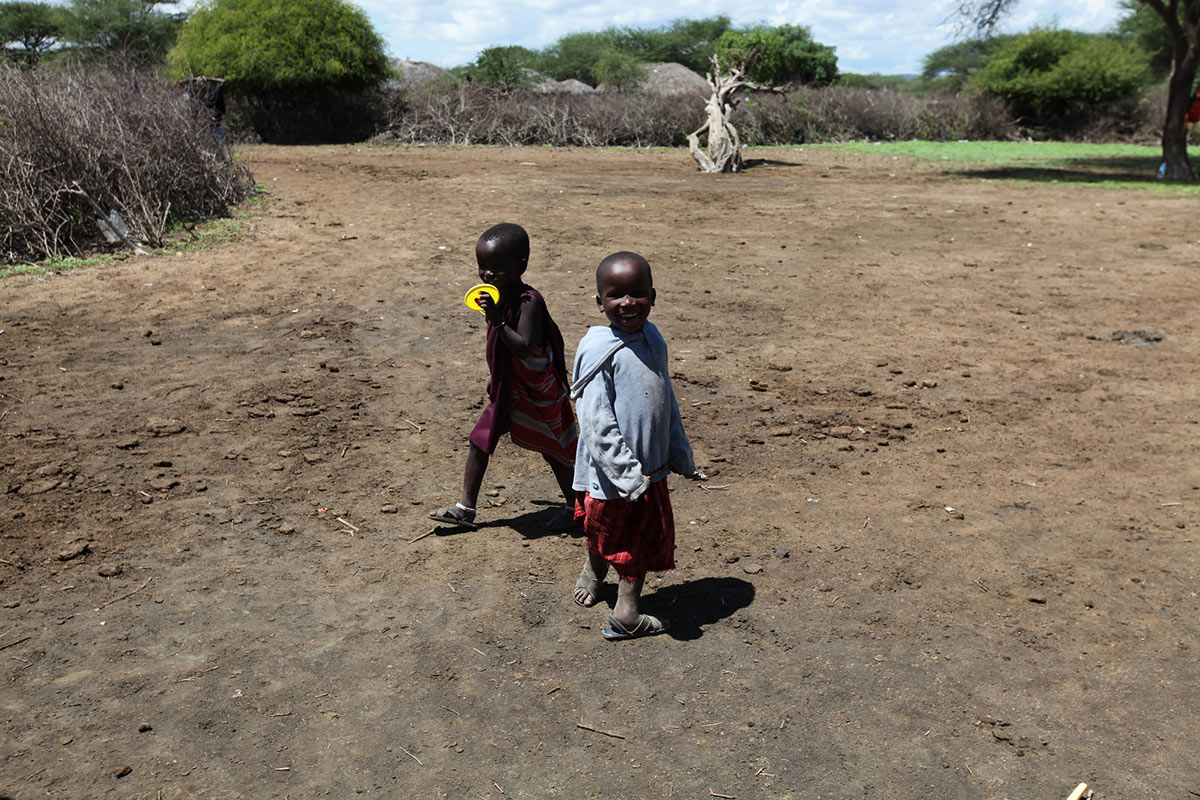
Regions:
[[475, 239, 525, 293], [596, 258, 655, 334]]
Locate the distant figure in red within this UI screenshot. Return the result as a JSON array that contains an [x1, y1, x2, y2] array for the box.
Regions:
[[1186, 91, 1200, 135]]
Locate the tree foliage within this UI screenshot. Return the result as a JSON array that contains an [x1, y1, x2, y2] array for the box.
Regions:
[[167, 0, 389, 95], [953, 0, 1200, 179], [525, 16, 731, 85], [64, 0, 184, 65], [1115, 0, 1176, 80], [714, 24, 838, 85], [920, 36, 1016, 91], [590, 48, 645, 89], [468, 45, 540, 89], [0, 1, 67, 67], [972, 28, 1148, 118]]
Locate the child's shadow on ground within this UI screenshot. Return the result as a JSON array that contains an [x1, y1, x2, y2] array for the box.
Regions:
[[643, 577, 756, 641], [432, 501, 579, 541]]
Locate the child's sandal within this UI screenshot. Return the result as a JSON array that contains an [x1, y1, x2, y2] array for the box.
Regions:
[[429, 503, 478, 530]]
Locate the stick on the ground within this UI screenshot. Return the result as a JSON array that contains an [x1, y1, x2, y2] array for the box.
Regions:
[[336, 517, 359, 531], [398, 745, 423, 765], [576, 722, 626, 739], [0, 636, 31, 652], [96, 577, 152, 610], [408, 527, 438, 544], [403, 418, 424, 433], [709, 791, 735, 799]]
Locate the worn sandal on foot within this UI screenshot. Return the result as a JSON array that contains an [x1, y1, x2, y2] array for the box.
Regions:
[[429, 503, 478, 530], [573, 567, 603, 607], [602, 614, 669, 641]]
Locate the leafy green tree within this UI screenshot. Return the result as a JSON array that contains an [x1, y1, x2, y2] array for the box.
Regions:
[[714, 24, 838, 85], [64, 0, 184, 65], [167, 0, 389, 95], [538, 30, 621, 84], [608, 16, 731, 73], [1115, 0, 1175, 80], [591, 48, 645, 89], [535, 17, 731, 85], [954, 0, 1200, 179], [468, 45, 540, 89], [0, 1, 67, 67], [971, 28, 1147, 121], [920, 35, 1015, 91]]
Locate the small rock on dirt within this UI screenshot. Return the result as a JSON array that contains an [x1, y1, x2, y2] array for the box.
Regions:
[[1111, 329, 1163, 346], [145, 418, 186, 437], [113, 765, 132, 778], [97, 563, 123, 577], [18, 478, 61, 495], [742, 563, 763, 574], [381, 504, 398, 514], [775, 548, 790, 559], [921, 379, 939, 388], [147, 474, 179, 491], [828, 426, 855, 438], [58, 542, 91, 561]]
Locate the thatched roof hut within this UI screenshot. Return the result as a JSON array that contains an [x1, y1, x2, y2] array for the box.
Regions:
[[639, 62, 709, 97], [596, 62, 709, 96], [386, 59, 448, 90]]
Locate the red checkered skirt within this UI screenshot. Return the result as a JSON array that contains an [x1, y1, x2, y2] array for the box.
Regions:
[[574, 480, 675, 580]]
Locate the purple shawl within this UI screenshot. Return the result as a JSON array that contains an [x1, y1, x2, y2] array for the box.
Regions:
[[468, 284, 569, 453]]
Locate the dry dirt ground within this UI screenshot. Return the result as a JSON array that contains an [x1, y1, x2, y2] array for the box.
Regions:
[[2, 144, 1199, 800]]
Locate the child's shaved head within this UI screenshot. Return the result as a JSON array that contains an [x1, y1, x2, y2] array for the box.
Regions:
[[477, 223, 530, 271], [596, 251, 652, 290]]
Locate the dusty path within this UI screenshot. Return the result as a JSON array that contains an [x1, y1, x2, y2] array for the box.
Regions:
[[2, 144, 1198, 799]]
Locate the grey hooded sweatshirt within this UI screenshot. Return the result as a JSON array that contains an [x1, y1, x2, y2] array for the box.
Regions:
[[570, 322, 696, 500]]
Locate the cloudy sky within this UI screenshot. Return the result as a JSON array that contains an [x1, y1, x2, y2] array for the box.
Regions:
[[363, 0, 1124, 75]]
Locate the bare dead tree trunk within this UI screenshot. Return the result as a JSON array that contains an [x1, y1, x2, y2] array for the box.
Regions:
[[688, 57, 751, 173], [688, 56, 783, 173]]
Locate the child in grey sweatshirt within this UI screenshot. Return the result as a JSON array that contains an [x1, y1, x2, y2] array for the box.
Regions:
[[569, 252, 704, 641]]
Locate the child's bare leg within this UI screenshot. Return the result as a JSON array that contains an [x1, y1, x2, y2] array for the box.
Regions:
[[611, 575, 645, 628], [459, 443, 489, 512], [543, 455, 576, 506]]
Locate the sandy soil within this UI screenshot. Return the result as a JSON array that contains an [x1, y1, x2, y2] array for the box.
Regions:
[[2, 143, 1198, 800]]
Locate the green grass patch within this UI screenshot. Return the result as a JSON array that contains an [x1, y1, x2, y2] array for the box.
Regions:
[[0, 254, 113, 281], [828, 140, 1199, 194], [2, 187, 269, 281]]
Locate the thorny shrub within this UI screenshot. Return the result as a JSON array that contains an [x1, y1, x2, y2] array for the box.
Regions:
[[377, 86, 708, 147], [0, 66, 253, 265], [375, 83, 1021, 147]]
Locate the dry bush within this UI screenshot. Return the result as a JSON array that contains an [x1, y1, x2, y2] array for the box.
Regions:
[[762, 87, 1018, 144], [379, 83, 1021, 148], [377, 85, 705, 147], [0, 66, 252, 265], [1016, 91, 1166, 143]]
